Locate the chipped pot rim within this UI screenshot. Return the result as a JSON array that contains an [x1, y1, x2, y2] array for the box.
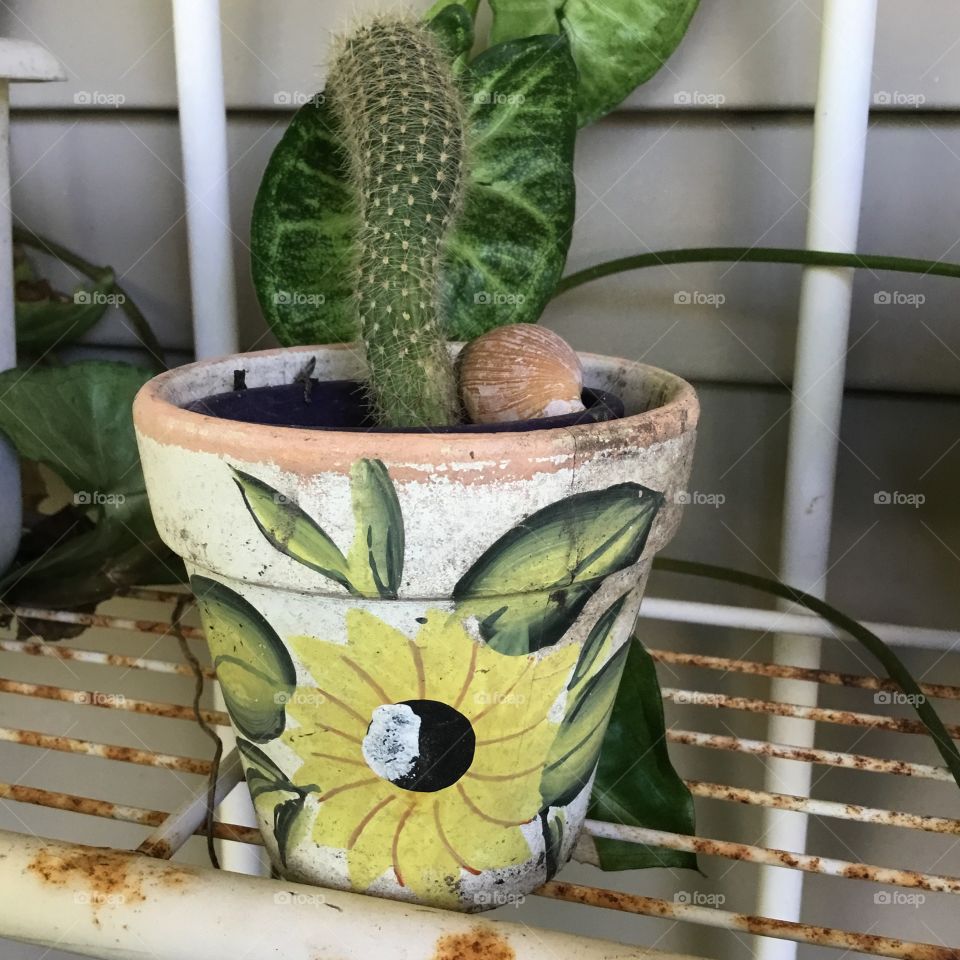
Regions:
[[133, 343, 699, 478]]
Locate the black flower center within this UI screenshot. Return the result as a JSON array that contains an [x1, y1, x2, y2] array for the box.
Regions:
[[362, 699, 476, 793]]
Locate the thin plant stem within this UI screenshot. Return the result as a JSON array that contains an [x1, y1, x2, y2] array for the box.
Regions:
[[553, 247, 960, 297], [653, 557, 960, 793], [13, 225, 168, 371]]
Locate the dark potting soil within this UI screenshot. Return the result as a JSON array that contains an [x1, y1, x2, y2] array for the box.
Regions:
[[184, 378, 624, 434]]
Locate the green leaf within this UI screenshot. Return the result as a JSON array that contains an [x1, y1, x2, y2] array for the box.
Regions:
[[427, 3, 475, 72], [251, 34, 577, 347], [489, 0, 700, 127], [426, 0, 479, 20], [0, 362, 184, 607], [541, 641, 629, 808], [453, 483, 662, 655], [440, 35, 577, 340], [589, 639, 697, 871], [0, 511, 181, 608], [232, 468, 354, 593], [16, 272, 114, 352], [488, 0, 562, 40], [192, 576, 295, 743], [251, 97, 359, 346], [0, 362, 151, 496], [570, 593, 628, 689], [346, 459, 405, 599]]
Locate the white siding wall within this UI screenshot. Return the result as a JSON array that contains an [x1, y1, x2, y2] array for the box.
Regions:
[[1, 2, 959, 957]]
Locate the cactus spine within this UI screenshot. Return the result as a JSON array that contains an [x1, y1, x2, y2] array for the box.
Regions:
[[328, 16, 465, 427]]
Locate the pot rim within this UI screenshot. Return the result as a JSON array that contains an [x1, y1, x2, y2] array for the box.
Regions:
[[134, 343, 699, 476]]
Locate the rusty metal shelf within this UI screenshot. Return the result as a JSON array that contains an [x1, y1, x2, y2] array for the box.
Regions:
[[0, 588, 958, 960]]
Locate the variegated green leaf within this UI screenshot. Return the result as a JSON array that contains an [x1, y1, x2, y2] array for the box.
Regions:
[[251, 98, 358, 346], [193, 577, 295, 743], [438, 34, 577, 339], [489, 0, 701, 126], [426, 1, 475, 73], [232, 467, 354, 593], [250, 23, 576, 346], [540, 641, 629, 808], [453, 483, 662, 655]]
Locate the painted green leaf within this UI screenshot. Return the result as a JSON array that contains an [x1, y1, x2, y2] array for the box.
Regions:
[[237, 739, 318, 867], [540, 641, 630, 808], [250, 29, 576, 346], [192, 576, 295, 743], [489, 0, 701, 126], [569, 593, 629, 689], [438, 34, 577, 339], [453, 483, 663, 655], [16, 272, 114, 352], [237, 738, 291, 793], [540, 807, 566, 879], [274, 795, 315, 868], [346, 459, 404, 599], [250, 97, 358, 346], [232, 468, 354, 593], [589, 639, 697, 871]]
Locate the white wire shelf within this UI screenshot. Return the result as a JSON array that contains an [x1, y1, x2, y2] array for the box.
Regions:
[[0, 588, 957, 960]]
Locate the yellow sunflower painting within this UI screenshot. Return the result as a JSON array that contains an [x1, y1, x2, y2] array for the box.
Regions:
[[280, 607, 580, 907]]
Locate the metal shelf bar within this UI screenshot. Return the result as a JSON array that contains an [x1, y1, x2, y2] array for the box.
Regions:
[[650, 649, 960, 700], [639, 599, 957, 652], [660, 687, 960, 737], [538, 881, 953, 960], [582, 822, 960, 893], [0, 782, 261, 844], [667, 730, 953, 780], [0, 726, 213, 773], [684, 781, 960, 834], [0, 677, 229, 725], [0, 638, 212, 677]]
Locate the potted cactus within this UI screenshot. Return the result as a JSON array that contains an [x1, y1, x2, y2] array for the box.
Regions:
[[133, 3, 705, 910]]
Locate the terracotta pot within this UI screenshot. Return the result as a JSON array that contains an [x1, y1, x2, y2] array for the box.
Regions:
[[133, 343, 698, 911]]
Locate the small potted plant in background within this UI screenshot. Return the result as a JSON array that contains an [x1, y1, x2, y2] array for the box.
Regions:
[[132, 3, 702, 909]]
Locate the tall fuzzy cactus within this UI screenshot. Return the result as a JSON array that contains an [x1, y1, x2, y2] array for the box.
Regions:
[[328, 16, 465, 427]]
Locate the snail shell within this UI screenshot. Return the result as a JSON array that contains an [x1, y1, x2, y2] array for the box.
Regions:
[[458, 324, 585, 424]]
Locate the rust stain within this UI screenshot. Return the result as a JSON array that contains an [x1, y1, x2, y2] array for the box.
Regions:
[[137, 838, 174, 860], [3, 785, 131, 821], [27, 846, 147, 919], [433, 925, 515, 960]]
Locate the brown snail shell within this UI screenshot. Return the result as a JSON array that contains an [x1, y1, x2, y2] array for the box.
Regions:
[[458, 324, 585, 424]]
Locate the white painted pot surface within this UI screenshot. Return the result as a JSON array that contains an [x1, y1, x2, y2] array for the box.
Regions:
[[133, 343, 698, 911]]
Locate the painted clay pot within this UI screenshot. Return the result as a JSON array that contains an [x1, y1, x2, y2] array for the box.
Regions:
[[133, 343, 698, 911]]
